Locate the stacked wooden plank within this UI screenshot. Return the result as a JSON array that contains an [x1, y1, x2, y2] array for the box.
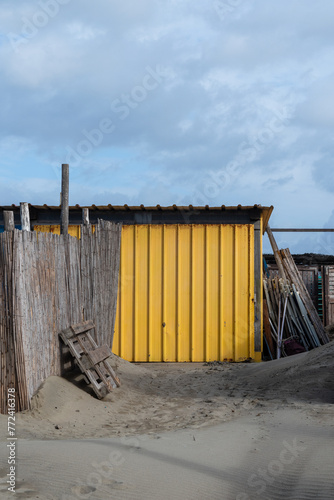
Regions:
[[279, 248, 328, 344], [263, 276, 325, 358], [264, 226, 329, 359], [59, 320, 120, 399]]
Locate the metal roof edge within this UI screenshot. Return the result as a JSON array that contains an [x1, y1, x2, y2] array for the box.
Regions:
[[0, 203, 273, 212], [261, 206, 274, 234]]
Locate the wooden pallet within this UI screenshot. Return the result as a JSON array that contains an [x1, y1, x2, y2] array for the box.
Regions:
[[59, 320, 121, 399]]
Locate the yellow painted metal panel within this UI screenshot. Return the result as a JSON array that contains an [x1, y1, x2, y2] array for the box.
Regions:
[[205, 225, 220, 361], [248, 226, 255, 360], [34, 225, 94, 238], [114, 226, 136, 361], [177, 225, 191, 361], [114, 224, 256, 362], [33, 223, 258, 362], [191, 226, 205, 361], [221, 225, 234, 360], [163, 225, 177, 361], [148, 225, 163, 361], [235, 225, 250, 360], [135, 226, 149, 361]]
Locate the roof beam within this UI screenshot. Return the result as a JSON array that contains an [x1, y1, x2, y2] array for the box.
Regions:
[[271, 229, 334, 232]]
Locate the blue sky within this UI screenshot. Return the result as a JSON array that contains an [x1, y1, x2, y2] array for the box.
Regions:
[[1, 0, 334, 253]]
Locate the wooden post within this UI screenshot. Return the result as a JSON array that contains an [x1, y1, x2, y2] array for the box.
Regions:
[[263, 299, 275, 358], [254, 219, 262, 353], [20, 203, 30, 231], [3, 211, 15, 231], [82, 208, 90, 226], [266, 224, 287, 280], [61, 163, 69, 235]]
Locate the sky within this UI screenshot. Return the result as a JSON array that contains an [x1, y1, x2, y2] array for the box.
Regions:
[[0, 0, 334, 253]]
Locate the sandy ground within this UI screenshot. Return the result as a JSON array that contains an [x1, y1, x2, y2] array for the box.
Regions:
[[0, 342, 333, 499]]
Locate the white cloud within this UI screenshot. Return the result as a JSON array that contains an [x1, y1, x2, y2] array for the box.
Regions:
[[66, 22, 106, 41], [0, 0, 334, 253]]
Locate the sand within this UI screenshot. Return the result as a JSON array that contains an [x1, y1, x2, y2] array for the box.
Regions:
[[0, 342, 333, 499]]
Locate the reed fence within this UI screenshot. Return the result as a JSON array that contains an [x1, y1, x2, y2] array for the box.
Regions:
[[0, 220, 121, 414]]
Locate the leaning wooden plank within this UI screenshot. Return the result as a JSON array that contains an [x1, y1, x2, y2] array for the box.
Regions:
[[281, 249, 329, 344], [101, 360, 121, 387], [88, 345, 112, 365], [87, 366, 116, 392], [93, 364, 115, 392], [76, 354, 92, 371], [263, 299, 275, 358], [82, 368, 109, 399], [70, 320, 95, 336], [266, 225, 287, 280], [79, 333, 95, 351]]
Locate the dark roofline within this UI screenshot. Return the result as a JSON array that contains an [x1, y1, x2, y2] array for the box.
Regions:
[[0, 204, 273, 233], [0, 203, 271, 211]]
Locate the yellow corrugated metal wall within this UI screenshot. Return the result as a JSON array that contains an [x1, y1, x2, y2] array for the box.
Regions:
[[34, 225, 81, 238], [113, 224, 255, 362]]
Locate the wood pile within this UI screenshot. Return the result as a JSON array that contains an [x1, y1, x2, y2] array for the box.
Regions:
[[264, 226, 329, 359]]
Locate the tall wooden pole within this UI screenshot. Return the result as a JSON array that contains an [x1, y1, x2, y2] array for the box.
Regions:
[[20, 203, 30, 231], [3, 211, 15, 231], [61, 164, 69, 235], [82, 208, 90, 226]]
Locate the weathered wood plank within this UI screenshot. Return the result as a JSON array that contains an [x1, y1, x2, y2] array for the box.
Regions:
[[266, 225, 287, 281], [20, 202, 30, 231], [88, 345, 112, 365], [60, 164, 69, 235], [3, 211, 15, 231], [280, 248, 329, 344], [70, 320, 95, 336], [82, 208, 90, 226]]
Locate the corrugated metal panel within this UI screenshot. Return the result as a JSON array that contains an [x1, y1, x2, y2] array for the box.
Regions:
[[113, 224, 255, 362], [34, 225, 81, 238]]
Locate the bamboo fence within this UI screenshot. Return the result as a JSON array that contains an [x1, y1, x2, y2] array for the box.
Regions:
[[0, 220, 121, 414]]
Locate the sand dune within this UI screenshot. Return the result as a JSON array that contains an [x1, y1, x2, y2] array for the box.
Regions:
[[7, 341, 332, 440], [0, 343, 333, 499]]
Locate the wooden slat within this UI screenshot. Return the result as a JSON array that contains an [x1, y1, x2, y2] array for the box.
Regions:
[[59, 324, 120, 398], [280, 249, 329, 344], [70, 320, 95, 336], [266, 225, 287, 281], [263, 299, 275, 358], [88, 345, 112, 365]]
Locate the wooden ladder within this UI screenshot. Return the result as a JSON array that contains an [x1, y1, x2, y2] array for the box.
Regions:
[[59, 320, 120, 399]]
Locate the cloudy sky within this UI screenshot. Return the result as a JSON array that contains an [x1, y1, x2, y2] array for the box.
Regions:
[[1, 0, 334, 253]]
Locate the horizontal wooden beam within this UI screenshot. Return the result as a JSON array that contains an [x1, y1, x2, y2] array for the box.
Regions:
[[271, 228, 334, 232]]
